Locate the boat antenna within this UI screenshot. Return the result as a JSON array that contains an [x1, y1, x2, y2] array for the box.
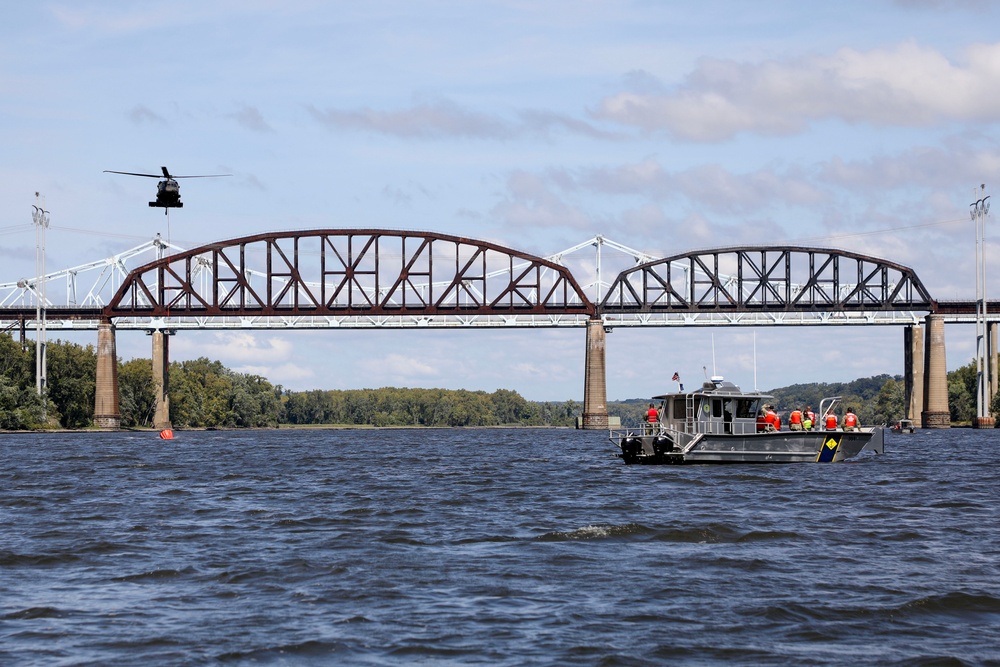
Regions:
[[753, 329, 758, 391], [711, 332, 717, 377]]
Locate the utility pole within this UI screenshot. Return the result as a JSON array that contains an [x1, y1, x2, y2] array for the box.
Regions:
[[32, 193, 50, 419], [972, 184, 992, 428]]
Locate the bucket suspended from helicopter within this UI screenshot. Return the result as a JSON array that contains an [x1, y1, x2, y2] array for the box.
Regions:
[[104, 166, 230, 212]]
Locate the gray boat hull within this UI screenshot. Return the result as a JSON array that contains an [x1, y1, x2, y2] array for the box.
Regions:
[[615, 428, 884, 464]]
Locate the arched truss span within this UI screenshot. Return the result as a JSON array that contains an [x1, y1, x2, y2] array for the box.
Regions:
[[600, 246, 935, 317], [104, 229, 594, 320]]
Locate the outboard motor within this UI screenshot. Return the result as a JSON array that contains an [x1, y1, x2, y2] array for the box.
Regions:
[[620, 436, 642, 463], [653, 435, 674, 456]]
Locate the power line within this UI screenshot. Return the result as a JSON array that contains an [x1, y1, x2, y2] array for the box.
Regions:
[[792, 217, 968, 245]]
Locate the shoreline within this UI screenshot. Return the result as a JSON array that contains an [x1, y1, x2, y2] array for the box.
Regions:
[[1, 423, 577, 434]]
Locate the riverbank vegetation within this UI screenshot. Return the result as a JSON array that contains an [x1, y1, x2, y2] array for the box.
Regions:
[[1, 334, 998, 429]]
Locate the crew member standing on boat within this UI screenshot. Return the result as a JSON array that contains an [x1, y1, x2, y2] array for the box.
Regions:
[[646, 403, 659, 423], [805, 406, 816, 429], [825, 410, 839, 431], [789, 408, 803, 431], [843, 408, 859, 432]]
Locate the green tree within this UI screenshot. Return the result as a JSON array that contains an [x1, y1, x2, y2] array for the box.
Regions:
[[46, 340, 97, 428], [119, 358, 156, 428], [0, 375, 45, 429], [873, 378, 905, 425], [948, 360, 977, 424], [0, 334, 34, 387]]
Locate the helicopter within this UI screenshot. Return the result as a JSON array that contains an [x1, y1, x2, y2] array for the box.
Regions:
[[104, 166, 230, 212]]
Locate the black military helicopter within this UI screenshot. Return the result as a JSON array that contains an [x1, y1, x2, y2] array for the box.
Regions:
[[104, 166, 230, 212]]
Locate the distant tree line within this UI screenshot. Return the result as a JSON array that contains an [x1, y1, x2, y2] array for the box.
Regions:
[[281, 387, 579, 427], [0, 334, 579, 429], [1, 333, 998, 429]]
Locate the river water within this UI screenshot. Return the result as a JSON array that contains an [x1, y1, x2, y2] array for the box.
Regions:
[[2, 428, 999, 665]]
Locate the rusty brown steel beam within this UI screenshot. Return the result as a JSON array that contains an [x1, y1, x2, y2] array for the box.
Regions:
[[601, 246, 937, 314], [102, 229, 594, 319]]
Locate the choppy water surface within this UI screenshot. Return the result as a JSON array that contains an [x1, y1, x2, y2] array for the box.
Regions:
[[2, 428, 1000, 665]]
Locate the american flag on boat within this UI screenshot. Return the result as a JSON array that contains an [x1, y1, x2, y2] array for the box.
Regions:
[[672, 372, 680, 382]]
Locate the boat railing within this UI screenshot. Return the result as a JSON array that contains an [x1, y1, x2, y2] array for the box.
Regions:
[[608, 421, 697, 448]]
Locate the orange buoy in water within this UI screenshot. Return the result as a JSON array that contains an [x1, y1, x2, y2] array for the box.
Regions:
[[158, 429, 174, 440]]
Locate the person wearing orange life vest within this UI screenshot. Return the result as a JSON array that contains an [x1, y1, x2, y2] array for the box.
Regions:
[[763, 405, 778, 431], [756, 408, 769, 433], [645, 403, 659, 422], [788, 408, 803, 431], [843, 408, 859, 432], [825, 410, 839, 431], [805, 406, 816, 430]]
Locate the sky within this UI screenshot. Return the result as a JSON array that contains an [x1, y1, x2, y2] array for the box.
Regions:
[[2, 0, 1000, 401]]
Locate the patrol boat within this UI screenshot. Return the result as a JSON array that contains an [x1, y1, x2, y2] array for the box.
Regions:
[[609, 377, 884, 464]]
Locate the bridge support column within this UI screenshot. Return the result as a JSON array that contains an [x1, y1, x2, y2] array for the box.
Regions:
[[979, 322, 998, 429], [921, 314, 950, 429], [904, 325, 923, 424], [581, 318, 608, 429], [990, 322, 998, 413], [93, 321, 120, 429], [151, 329, 172, 430]]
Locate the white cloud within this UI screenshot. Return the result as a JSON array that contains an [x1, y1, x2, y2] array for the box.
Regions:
[[596, 41, 1000, 141], [236, 362, 315, 385], [128, 105, 166, 125], [171, 332, 294, 364], [357, 353, 440, 383], [50, 4, 176, 33], [308, 99, 516, 140], [307, 98, 617, 141], [228, 105, 273, 133], [491, 170, 595, 230]]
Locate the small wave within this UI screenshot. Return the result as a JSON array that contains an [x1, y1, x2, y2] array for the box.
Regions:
[[761, 591, 1000, 625], [646, 523, 799, 544], [336, 615, 372, 624], [113, 568, 193, 582], [0, 550, 81, 566], [216, 639, 349, 662], [898, 591, 1000, 619], [3, 607, 68, 620], [535, 523, 652, 541]]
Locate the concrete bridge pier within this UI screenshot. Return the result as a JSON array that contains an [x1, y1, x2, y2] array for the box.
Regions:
[[150, 328, 172, 430], [977, 321, 998, 428], [921, 314, 950, 428], [581, 318, 609, 429], [93, 320, 120, 429], [904, 325, 923, 423], [990, 322, 998, 409]]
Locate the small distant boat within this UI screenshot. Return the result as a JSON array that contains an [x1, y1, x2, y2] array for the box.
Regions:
[[891, 419, 915, 434], [609, 377, 884, 464]]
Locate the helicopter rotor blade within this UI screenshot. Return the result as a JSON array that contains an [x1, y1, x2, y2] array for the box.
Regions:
[[104, 170, 161, 178], [161, 166, 171, 178], [171, 174, 233, 179]]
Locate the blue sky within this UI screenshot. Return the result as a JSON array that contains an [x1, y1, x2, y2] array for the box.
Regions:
[[2, 0, 999, 400]]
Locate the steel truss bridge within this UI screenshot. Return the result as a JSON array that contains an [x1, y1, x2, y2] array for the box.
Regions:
[[0, 229, 988, 330]]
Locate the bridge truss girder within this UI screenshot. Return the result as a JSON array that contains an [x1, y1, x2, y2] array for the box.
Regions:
[[7, 236, 987, 332], [600, 246, 936, 317], [104, 229, 593, 320]]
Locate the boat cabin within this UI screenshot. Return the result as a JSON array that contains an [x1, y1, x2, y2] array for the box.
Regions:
[[652, 378, 772, 436]]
